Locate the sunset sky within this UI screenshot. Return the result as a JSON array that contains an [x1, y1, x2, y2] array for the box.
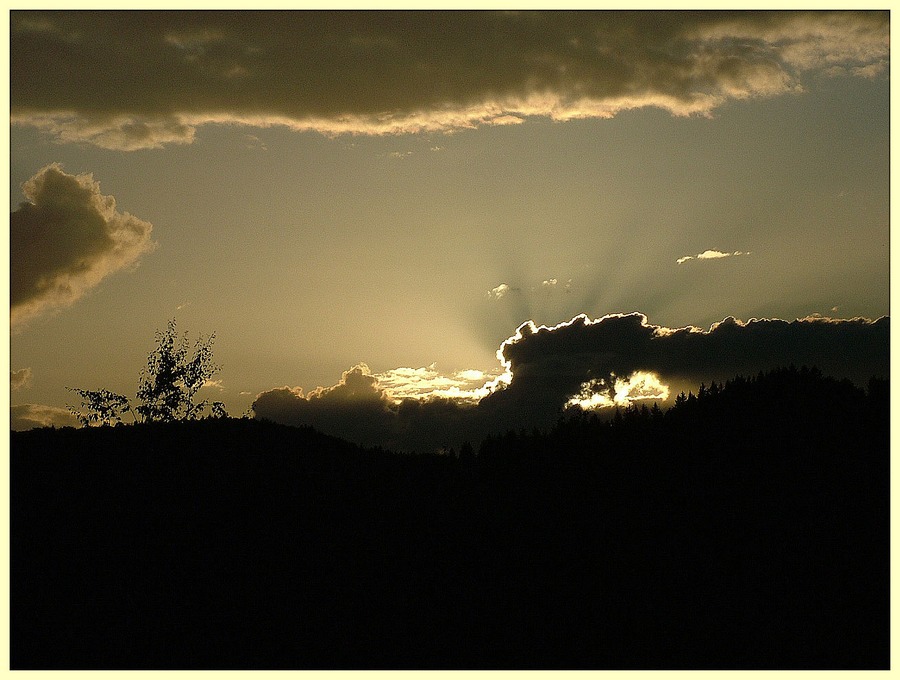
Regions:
[[9, 10, 890, 446]]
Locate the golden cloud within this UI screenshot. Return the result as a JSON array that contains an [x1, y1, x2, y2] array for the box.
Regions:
[[11, 164, 156, 328], [11, 11, 888, 150]]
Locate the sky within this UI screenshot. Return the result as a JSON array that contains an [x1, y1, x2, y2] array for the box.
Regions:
[[9, 10, 891, 449]]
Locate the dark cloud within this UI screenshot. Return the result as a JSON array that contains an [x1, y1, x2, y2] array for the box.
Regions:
[[253, 363, 489, 451], [11, 163, 155, 328], [11, 404, 80, 431], [485, 312, 889, 430], [251, 364, 400, 448], [253, 312, 889, 451], [11, 10, 888, 149]]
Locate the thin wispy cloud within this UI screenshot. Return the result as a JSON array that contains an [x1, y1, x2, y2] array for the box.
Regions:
[[491, 278, 575, 300], [11, 11, 888, 150], [243, 134, 268, 151], [540, 278, 572, 292], [11, 404, 79, 431], [11, 368, 33, 390], [677, 249, 750, 264], [374, 365, 499, 402]]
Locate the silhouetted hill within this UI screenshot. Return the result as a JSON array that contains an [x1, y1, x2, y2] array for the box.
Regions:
[[11, 367, 889, 669]]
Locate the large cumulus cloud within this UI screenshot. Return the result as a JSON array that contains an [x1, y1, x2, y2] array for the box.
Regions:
[[484, 312, 889, 429], [11, 10, 888, 150], [11, 164, 155, 328], [253, 312, 889, 451], [252, 364, 402, 448], [253, 363, 486, 451]]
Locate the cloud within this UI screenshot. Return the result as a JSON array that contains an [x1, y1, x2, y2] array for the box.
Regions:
[[374, 365, 497, 402], [567, 370, 670, 410], [677, 249, 750, 264], [243, 134, 267, 151], [11, 404, 80, 431], [11, 368, 33, 390], [11, 11, 888, 150], [540, 278, 572, 292], [486, 312, 888, 430], [253, 311, 888, 451], [252, 364, 400, 447], [11, 163, 156, 328], [486, 115, 525, 126], [253, 363, 495, 450], [488, 283, 516, 300]]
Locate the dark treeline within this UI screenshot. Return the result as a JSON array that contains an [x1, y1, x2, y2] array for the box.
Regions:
[[11, 366, 889, 669]]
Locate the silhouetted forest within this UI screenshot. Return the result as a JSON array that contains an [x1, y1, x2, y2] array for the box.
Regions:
[[11, 366, 889, 669]]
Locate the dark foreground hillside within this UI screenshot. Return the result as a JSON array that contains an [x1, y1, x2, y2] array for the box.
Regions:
[[11, 368, 889, 669]]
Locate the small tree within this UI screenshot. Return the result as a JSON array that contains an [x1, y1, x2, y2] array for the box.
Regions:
[[136, 319, 223, 422], [68, 319, 226, 426], [67, 388, 136, 427]]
